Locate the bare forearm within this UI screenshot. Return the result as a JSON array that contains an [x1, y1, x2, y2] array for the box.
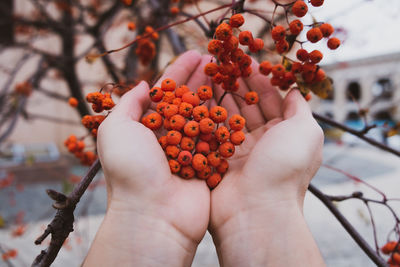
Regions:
[[212, 202, 325, 267]]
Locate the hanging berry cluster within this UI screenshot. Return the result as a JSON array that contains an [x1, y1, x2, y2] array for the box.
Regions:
[[204, 13, 262, 101], [142, 78, 246, 189], [381, 241, 400, 266], [64, 135, 97, 166], [135, 26, 159, 65]]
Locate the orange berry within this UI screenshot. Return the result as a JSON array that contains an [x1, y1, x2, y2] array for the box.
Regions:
[[179, 102, 193, 117], [215, 126, 230, 143], [92, 102, 104, 113], [207, 151, 221, 167], [178, 150, 193, 166], [215, 23, 232, 41], [169, 114, 186, 131], [219, 142, 235, 158], [180, 137, 195, 151], [292, 0, 308, 17], [166, 145, 180, 158], [310, 0, 324, 7], [229, 14, 244, 28], [291, 62, 302, 73], [249, 38, 264, 53], [68, 97, 78, 107], [208, 136, 219, 151], [259, 61, 272, 75], [313, 68, 326, 83], [169, 159, 181, 173], [284, 71, 296, 85], [199, 133, 213, 142], [245, 91, 259, 105], [91, 128, 97, 137], [7, 249, 17, 258], [156, 102, 168, 116], [296, 48, 309, 61], [382, 241, 398, 255], [223, 35, 239, 51], [180, 165, 195, 179], [304, 92, 312, 101], [164, 104, 179, 119], [196, 141, 210, 155], [320, 23, 334, 37], [212, 72, 224, 84], [208, 40, 224, 55], [158, 136, 168, 150], [162, 91, 175, 103], [271, 64, 285, 78], [209, 106, 228, 123], [172, 97, 182, 106], [149, 87, 164, 102], [229, 114, 245, 131], [192, 153, 208, 171], [184, 121, 200, 137], [204, 63, 219, 76], [302, 62, 317, 75], [167, 130, 182, 145], [197, 85, 213, 101], [192, 106, 209, 121], [206, 173, 222, 189], [271, 25, 286, 41], [231, 48, 245, 62], [216, 159, 229, 174], [199, 118, 215, 134], [76, 141, 85, 151], [170, 6, 179, 15], [197, 165, 212, 180], [309, 50, 323, 63], [238, 31, 254, 45], [127, 22, 136, 31], [327, 37, 340, 50], [143, 112, 163, 130], [241, 67, 252, 78], [289, 19, 303, 35], [307, 28, 323, 43], [182, 92, 200, 106], [393, 253, 400, 264], [161, 78, 176, 92], [102, 97, 115, 110], [230, 130, 245, 145], [175, 85, 190, 98], [86, 92, 104, 104], [275, 39, 289, 54]]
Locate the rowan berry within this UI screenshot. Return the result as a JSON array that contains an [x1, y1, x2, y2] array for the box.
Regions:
[[296, 48, 309, 61], [210, 106, 228, 123], [393, 253, 400, 264], [91, 102, 103, 113], [156, 102, 168, 115], [208, 136, 219, 151], [180, 136, 195, 151], [230, 130, 245, 145], [68, 97, 78, 107], [164, 104, 179, 119], [179, 102, 193, 117], [216, 159, 229, 174], [143, 112, 163, 130], [199, 118, 215, 134], [229, 115, 246, 131], [196, 141, 210, 155], [310, 0, 324, 7], [180, 166, 195, 179], [304, 93, 312, 101], [166, 145, 180, 158], [284, 71, 296, 85], [249, 38, 264, 53], [302, 72, 315, 83], [291, 62, 302, 73], [197, 85, 213, 100], [81, 151, 96, 166], [15, 81, 32, 96], [169, 159, 181, 173], [199, 133, 213, 142], [178, 150, 193, 166], [163, 91, 175, 103], [207, 173, 222, 189], [158, 136, 168, 150], [149, 87, 164, 102], [182, 91, 200, 106], [327, 37, 340, 50], [127, 22, 136, 31], [276, 39, 289, 54], [161, 78, 176, 92], [204, 63, 219, 76], [309, 50, 323, 63], [175, 85, 190, 98], [197, 165, 212, 180], [271, 64, 285, 78], [170, 7, 179, 15], [238, 54, 252, 69], [208, 40, 224, 55], [145, 26, 159, 40], [271, 25, 286, 41], [320, 23, 334, 37], [184, 121, 200, 137], [382, 241, 398, 254], [102, 97, 115, 110], [76, 141, 85, 151], [239, 31, 254, 46], [223, 35, 239, 51], [192, 106, 209, 121], [231, 48, 245, 62], [169, 114, 186, 131], [212, 72, 224, 84], [192, 153, 208, 171], [289, 19, 303, 35], [172, 97, 182, 106], [229, 14, 244, 28], [215, 23, 233, 41], [292, 0, 308, 17], [167, 130, 182, 145], [259, 61, 272, 75], [241, 67, 252, 78], [215, 126, 230, 143], [245, 91, 259, 105], [91, 129, 97, 137], [207, 151, 221, 167], [313, 68, 326, 82], [307, 28, 323, 43]]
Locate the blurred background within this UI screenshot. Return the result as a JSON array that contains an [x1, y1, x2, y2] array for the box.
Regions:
[[0, 0, 400, 266]]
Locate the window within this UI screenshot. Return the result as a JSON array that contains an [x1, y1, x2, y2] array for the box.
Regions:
[[372, 78, 393, 100], [346, 81, 361, 101]]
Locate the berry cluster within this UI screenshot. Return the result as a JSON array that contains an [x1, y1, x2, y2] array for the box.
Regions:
[[135, 26, 159, 65], [2, 249, 17, 261], [86, 91, 115, 113], [14, 81, 32, 97], [204, 13, 261, 102], [142, 78, 246, 189], [381, 241, 400, 266], [64, 135, 97, 166]]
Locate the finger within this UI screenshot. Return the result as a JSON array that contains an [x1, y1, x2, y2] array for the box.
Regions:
[[282, 89, 312, 120], [110, 81, 150, 121], [186, 55, 213, 91], [244, 58, 283, 120], [232, 78, 266, 131]]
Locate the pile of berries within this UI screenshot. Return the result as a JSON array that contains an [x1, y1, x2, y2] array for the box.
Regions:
[[64, 135, 97, 166], [381, 241, 400, 266], [142, 78, 246, 189], [204, 13, 261, 101]]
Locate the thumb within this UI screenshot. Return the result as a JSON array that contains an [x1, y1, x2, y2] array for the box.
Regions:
[[282, 89, 312, 120], [111, 81, 150, 121]]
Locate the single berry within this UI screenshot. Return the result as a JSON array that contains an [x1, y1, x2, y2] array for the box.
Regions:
[[209, 106, 228, 123], [178, 150, 193, 166], [206, 173, 222, 189], [229, 14, 244, 28], [296, 49, 309, 61], [229, 114, 246, 131], [192, 153, 208, 171], [161, 78, 176, 92], [320, 23, 334, 37], [327, 37, 340, 50], [184, 121, 200, 137], [219, 142, 235, 158], [245, 91, 259, 105], [309, 50, 323, 64], [215, 126, 230, 143], [307, 28, 323, 43], [180, 137, 195, 151], [289, 20, 303, 35], [197, 85, 213, 101], [149, 87, 164, 102], [292, 0, 308, 17], [271, 25, 286, 41]]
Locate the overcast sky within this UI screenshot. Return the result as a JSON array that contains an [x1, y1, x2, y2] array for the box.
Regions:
[[301, 0, 400, 64]]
